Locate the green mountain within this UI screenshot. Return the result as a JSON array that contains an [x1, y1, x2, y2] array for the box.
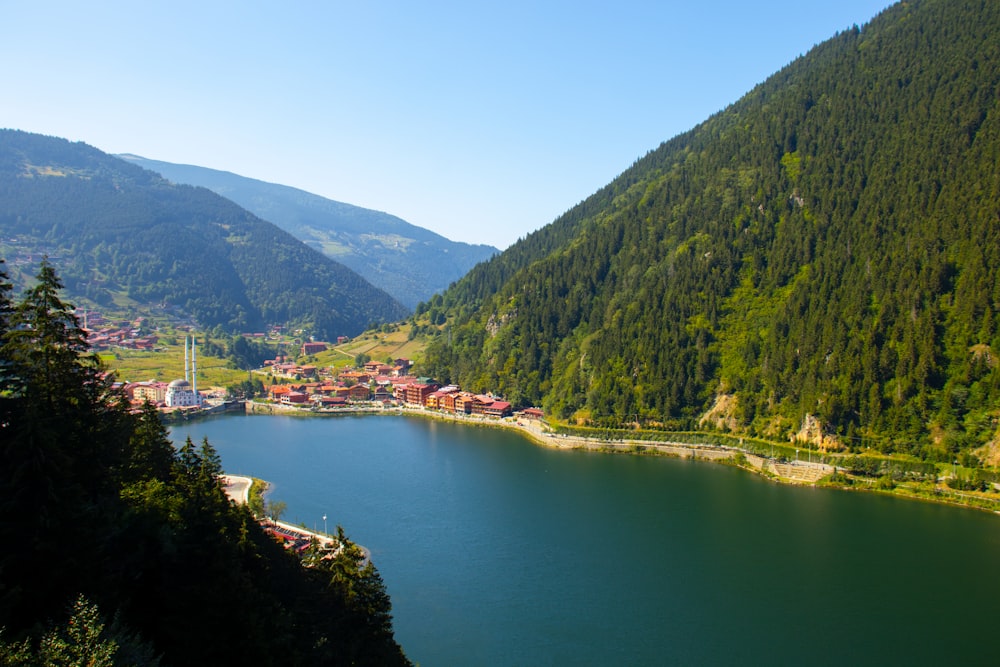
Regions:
[[421, 0, 1000, 462], [118, 155, 498, 309], [0, 130, 408, 338]]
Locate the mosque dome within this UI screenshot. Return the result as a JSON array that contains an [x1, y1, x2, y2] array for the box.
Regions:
[[168, 379, 191, 389]]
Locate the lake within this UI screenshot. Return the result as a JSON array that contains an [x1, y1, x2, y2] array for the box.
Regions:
[[170, 413, 1000, 666]]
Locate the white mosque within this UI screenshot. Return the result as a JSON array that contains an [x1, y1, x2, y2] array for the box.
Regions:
[[165, 336, 205, 408]]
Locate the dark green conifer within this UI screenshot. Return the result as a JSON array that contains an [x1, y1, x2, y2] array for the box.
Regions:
[[0, 261, 411, 665]]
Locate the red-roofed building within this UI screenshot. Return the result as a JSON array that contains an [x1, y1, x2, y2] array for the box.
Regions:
[[425, 390, 445, 410], [301, 341, 328, 355], [453, 392, 476, 414], [348, 384, 371, 401], [314, 395, 347, 408], [128, 380, 169, 405], [405, 382, 438, 405], [269, 385, 292, 400], [483, 401, 512, 418], [520, 407, 545, 420], [363, 360, 386, 374], [281, 391, 309, 404], [391, 378, 421, 401], [441, 391, 459, 412], [469, 395, 491, 415], [339, 370, 371, 384], [426, 385, 459, 411], [405, 382, 438, 406]]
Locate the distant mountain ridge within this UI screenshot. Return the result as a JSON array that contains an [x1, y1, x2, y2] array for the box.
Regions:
[[118, 155, 498, 309], [0, 130, 408, 338], [419, 0, 1000, 461]]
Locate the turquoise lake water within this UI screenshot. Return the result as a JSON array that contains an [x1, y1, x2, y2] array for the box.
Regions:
[[170, 414, 1000, 666]]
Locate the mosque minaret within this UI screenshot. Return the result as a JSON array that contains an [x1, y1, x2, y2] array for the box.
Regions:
[[165, 336, 204, 408]]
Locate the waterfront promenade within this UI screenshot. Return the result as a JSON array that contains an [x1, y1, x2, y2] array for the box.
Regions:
[[242, 400, 835, 484], [221, 474, 338, 549]]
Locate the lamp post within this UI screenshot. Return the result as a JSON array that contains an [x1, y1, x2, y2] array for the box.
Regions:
[[322, 514, 328, 536]]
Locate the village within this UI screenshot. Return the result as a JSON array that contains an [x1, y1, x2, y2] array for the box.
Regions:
[[76, 309, 160, 352], [106, 331, 545, 423], [254, 343, 551, 423]]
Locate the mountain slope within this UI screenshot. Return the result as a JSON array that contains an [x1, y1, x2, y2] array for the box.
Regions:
[[0, 130, 408, 338], [422, 0, 1000, 460], [118, 155, 498, 308]]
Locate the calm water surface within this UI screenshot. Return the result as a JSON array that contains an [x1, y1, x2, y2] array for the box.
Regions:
[[171, 414, 999, 666]]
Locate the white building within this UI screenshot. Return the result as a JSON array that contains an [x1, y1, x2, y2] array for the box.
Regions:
[[165, 336, 204, 408], [165, 379, 202, 407]]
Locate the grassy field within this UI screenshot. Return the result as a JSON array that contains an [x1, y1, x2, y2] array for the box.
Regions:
[[332, 323, 427, 366], [100, 346, 252, 390], [101, 321, 431, 390]]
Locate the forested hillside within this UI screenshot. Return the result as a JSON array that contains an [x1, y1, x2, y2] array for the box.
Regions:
[[422, 0, 1000, 462], [0, 131, 408, 338], [119, 155, 498, 309], [0, 260, 410, 665]]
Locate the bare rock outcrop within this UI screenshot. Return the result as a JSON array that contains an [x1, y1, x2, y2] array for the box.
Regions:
[[794, 413, 844, 452], [698, 394, 740, 432]]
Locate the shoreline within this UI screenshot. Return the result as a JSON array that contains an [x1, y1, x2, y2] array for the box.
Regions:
[[210, 400, 1000, 515], [221, 473, 372, 559]]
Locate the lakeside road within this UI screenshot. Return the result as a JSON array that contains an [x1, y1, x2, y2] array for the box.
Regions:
[[245, 400, 833, 480], [234, 401, 1000, 513], [270, 519, 339, 550]]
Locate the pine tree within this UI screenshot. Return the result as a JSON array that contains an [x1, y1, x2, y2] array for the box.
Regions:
[[0, 259, 118, 628], [0, 260, 11, 352], [122, 401, 177, 485]]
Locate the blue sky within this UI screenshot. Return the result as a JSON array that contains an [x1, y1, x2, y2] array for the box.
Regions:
[[3, 1, 893, 249]]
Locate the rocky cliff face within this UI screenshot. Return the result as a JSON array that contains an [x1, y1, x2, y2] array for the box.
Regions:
[[795, 414, 844, 452]]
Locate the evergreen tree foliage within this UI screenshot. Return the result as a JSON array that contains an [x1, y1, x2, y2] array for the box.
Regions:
[[0, 264, 410, 665], [0, 595, 160, 667], [423, 0, 1000, 458]]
